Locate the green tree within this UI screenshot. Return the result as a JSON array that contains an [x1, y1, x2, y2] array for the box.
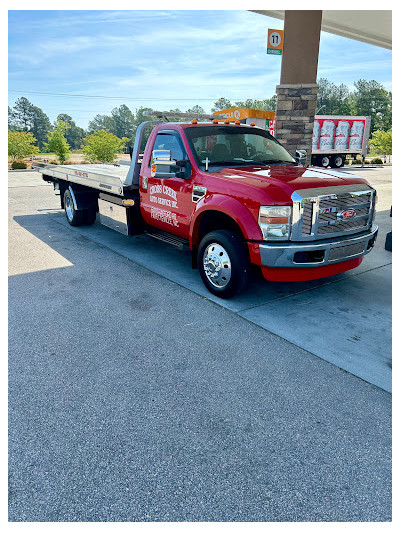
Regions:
[[317, 78, 351, 115], [186, 105, 205, 115], [8, 106, 18, 131], [369, 130, 392, 155], [211, 97, 233, 112], [87, 114, 116, 134], [81, 130, 129, 163], [31, 106, 52, 150], [111, 104, 135, 140], [351, 79, 391, 132], [44, 120, 71, 164], [8, 131, 40, 160], [57, 114, 87, 150], [12, 97, 34, 131], [234, 96, 277, 111]]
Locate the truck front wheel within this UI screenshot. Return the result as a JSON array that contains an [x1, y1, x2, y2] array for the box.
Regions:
[[198, 230, 249, 299], [64, 189, 84, 226]]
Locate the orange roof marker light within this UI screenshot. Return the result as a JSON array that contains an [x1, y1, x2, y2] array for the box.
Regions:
[[224, 119, 230, 124], [212, 119, 219, 124], [235, 120, 241, 125], [250, 122, 256, 127], [192, 119, 198, 124]]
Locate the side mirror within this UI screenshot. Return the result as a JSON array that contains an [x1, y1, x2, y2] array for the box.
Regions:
[[295, 149, 307, 166], [151, 150, 191, 179], [151, 149, 174, 178]]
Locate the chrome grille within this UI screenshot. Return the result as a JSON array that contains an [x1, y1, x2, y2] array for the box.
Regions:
[[319, 193, 371, 210], [328, 242, 366, 261], [318, 219, 368, 235], [291, 184, 375, 242], [302, 202, 313, 235]]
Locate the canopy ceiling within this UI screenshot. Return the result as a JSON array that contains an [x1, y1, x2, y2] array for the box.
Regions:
[[250, 10, 392, 49]]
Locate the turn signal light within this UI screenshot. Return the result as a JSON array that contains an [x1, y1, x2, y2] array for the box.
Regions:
[[122, 199, 134, 206], [259, 216, 289, 225]]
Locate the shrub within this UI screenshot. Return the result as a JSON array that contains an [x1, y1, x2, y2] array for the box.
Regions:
[[344, 159, 350, 165], [81, 130, 129, 163], [371, 158, 383, 165], [49, 160, 58, 165], [11, 160, 27, 169], [44, 120, 71, 164], [8, 131, 40, 160]]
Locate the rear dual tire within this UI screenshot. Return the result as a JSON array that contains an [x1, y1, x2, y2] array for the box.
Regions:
[[63, 189, 97, 227], [315, 155, 345, 168]]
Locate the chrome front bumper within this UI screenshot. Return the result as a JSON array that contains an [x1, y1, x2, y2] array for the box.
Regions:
[[259, 225, 378, 268]]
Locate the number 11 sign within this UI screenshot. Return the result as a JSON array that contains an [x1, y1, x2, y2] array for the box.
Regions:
[[267, 29, 284, 55]]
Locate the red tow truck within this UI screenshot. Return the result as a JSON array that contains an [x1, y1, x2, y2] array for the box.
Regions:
[[36, 115, 378, 298]]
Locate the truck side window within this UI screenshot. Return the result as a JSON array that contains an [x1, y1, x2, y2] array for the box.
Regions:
[[152, 133, 185, 162]]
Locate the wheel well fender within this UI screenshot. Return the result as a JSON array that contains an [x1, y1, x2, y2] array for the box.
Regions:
[[190, 195, 262, 249]]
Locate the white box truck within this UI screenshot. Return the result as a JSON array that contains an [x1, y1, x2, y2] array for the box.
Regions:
[[311, 115, 371, 168]]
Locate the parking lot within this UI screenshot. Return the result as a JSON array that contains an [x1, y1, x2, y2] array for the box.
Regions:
[[8, 167, 391, 521]]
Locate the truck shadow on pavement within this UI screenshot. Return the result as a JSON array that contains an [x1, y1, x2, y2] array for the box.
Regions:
[[12, 211, 392, 393]]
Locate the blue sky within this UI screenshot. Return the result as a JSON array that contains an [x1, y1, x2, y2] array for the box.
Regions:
[[8, 10, 392, 129]]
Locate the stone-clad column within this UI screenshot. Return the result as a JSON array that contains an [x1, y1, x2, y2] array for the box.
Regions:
[[274, 83, 319, 163], [274, 11, 322, 165]]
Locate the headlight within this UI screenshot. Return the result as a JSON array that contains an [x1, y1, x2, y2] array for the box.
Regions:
[[259, 206, 291, 241]]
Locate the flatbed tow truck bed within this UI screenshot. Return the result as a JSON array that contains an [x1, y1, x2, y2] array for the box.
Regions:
[[36, 161, 134, 196]]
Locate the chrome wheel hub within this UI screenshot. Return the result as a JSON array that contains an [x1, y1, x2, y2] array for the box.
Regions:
[[203, 243, 232, 288], [65, 196, 73, 221]]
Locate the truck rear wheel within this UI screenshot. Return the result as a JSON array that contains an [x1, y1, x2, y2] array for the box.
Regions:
[[198, 230, 249, 299], [317, 155, 330, 168], [83, 205, 97, 225], [64, 189, 84, 226], [330, 154, 346, 168]]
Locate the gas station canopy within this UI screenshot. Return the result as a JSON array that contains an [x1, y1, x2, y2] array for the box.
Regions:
[[251, 10, 392, 49]]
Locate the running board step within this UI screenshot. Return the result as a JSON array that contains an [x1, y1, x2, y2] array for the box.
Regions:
[[145, 229, 189, 250]]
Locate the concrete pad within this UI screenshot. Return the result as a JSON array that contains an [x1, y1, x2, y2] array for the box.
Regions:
[[10, 170, 391, 393], [239, 265, 392, 393]]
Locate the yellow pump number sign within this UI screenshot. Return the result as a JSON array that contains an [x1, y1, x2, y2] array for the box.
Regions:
[[267, 29, 284, 55]]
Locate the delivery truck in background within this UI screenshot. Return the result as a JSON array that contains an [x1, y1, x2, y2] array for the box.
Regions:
[[310, 115, 371, 168], [213, 109, 371, 169]]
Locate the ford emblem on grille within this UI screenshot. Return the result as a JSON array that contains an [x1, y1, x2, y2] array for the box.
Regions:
[[338, 209, 356, 219]]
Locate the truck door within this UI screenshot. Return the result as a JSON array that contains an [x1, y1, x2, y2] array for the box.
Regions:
[[140, 130, 194, 239]]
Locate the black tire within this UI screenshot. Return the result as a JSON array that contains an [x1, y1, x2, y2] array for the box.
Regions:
[[83, 206, 97, 225], [330, 154, 345, 168], [385, 232, 392, 252], [197, 230, 249, 299], [63, 189, 84, 226], [317, 155, 330, 168]]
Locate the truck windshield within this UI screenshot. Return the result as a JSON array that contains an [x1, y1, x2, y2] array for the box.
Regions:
[[185, 125, 296, 168]]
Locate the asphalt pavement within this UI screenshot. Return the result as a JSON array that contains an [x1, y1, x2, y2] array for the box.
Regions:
[[8, 169, 391, 522]]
